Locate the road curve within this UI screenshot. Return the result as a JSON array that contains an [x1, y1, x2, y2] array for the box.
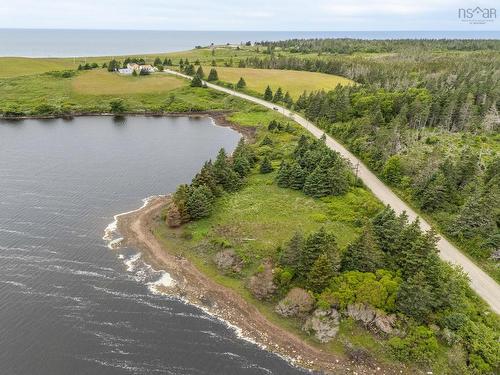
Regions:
[[165, 69, 500, 314]]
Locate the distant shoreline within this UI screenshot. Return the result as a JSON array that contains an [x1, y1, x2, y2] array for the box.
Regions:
[[1, 29, 499, 58]]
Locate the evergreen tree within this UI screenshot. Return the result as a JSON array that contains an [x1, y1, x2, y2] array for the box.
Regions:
[[154, 57, 162, 66], [307, 253, 337, 293], [276, 161, 291, 188], [186, 186, 213, 220], [107, 59, 120, 72], [398, 223, 439, 278], [298, 228, 339, 278], [207, 68, 219, 81], [418, 171, 450, 212], [327, 162, 350, 195], [396, 271, 434, 322], [264, 86, 273, 101], [260, 156, 273, 174], [303, 166, 331, 198], [236, 77, 246, 89], [341, 224, 385, 273], [213, 148, 242, 191], [173, 184, 191, 223], [184, 64, 196, 76], [179, 58, 184, 69], [451, 190, 497, 239], [372, 207, 406, 255], [196, 66, 205, 78], [211, 59, 217, 66], [279, 231, 304, 269], [288, 163, 306, 190], [192, 161, 221, 196], [273, 87, 284, 103], [233, 154, 251, 178], [283, 91, 293, 108], [190, 74, 203, 87]]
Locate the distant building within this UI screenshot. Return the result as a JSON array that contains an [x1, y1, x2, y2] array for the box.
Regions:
[[123, 63, 157, 74]]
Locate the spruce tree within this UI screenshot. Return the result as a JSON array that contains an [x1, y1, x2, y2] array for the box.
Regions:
[[186, 186, 213, 220], [196, 66, 205, 78], [327, 163, 350, 196], [273, 87, 284, 103], [260, 156, 273, 174], [190, 74, 203, 87], [173, 184, 191, 223], [264, 86, 273, 101], [192, 161, 221, 196], [279, 231, 304, 269], [307, 253, 337, 293], [372, 207, 406, 255], [184, 64, 196, 76], [213, 148, 242, 191], [236, 77, 246, 89], [154, 57, 162, 66], [396, 271, 434, 322], [283, 91, 293, 108], [303, 166, 331, 198], [288, 163, 306, 190], [341, 224, 385, 272], [298, 228, 339, 278], [233, 154, 251, 178], [276, 161, 291, 188], [207, 68, 219, 81]]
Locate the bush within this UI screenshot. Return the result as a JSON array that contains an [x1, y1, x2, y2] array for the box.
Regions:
[[388, 326, 439, 365]]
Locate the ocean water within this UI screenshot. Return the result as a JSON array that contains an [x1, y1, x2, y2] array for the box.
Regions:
[[0, 29, 499, 57], [0, 116, 311, 375]]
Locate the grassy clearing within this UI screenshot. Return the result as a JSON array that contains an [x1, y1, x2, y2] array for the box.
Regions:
[[203, 66, 353, 99], [72, 69, 184, 95], [0, 57, 78, 78], [152, 108, 391, 363]]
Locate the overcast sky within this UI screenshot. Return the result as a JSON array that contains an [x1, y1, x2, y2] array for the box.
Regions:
[[1, 0, 498, 30]]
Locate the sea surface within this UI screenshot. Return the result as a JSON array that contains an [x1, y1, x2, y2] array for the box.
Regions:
[[0, 29, 499, 57], [0, 116, 311, 375]]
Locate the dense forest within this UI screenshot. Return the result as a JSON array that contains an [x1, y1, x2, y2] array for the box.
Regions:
[[165, 118, 499, 374], [243, 39, 500, 279]]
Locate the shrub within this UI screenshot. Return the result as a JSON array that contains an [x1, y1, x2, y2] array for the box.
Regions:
[[388, 326, 439, 365]]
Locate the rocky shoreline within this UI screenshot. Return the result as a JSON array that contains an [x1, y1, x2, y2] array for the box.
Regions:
[[114, 195, 409, 375]]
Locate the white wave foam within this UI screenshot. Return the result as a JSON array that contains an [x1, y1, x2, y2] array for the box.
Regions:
[[102, 195, 163, 248], [147, 272, 175, 295], [124, 253, 141, 272]]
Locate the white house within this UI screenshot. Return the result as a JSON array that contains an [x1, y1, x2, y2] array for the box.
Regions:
[[124, 63, 157, 74]]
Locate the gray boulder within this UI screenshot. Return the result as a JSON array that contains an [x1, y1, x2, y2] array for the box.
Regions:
[[275, 288, 314, 318], [302, 308, 340, 343], [347, 303, 396, 335], [213, 249, 243, 273], [247, 259, 276, 300]]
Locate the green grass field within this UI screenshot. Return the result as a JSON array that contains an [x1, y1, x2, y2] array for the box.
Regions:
[[202, 66, 353, 99], [72, 69, 185, 95]]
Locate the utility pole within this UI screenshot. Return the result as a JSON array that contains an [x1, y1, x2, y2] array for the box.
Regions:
[[354, 162, 360, 184]]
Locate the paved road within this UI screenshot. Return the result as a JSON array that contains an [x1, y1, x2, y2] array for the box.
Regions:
[[165, 69, 500, 314]]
